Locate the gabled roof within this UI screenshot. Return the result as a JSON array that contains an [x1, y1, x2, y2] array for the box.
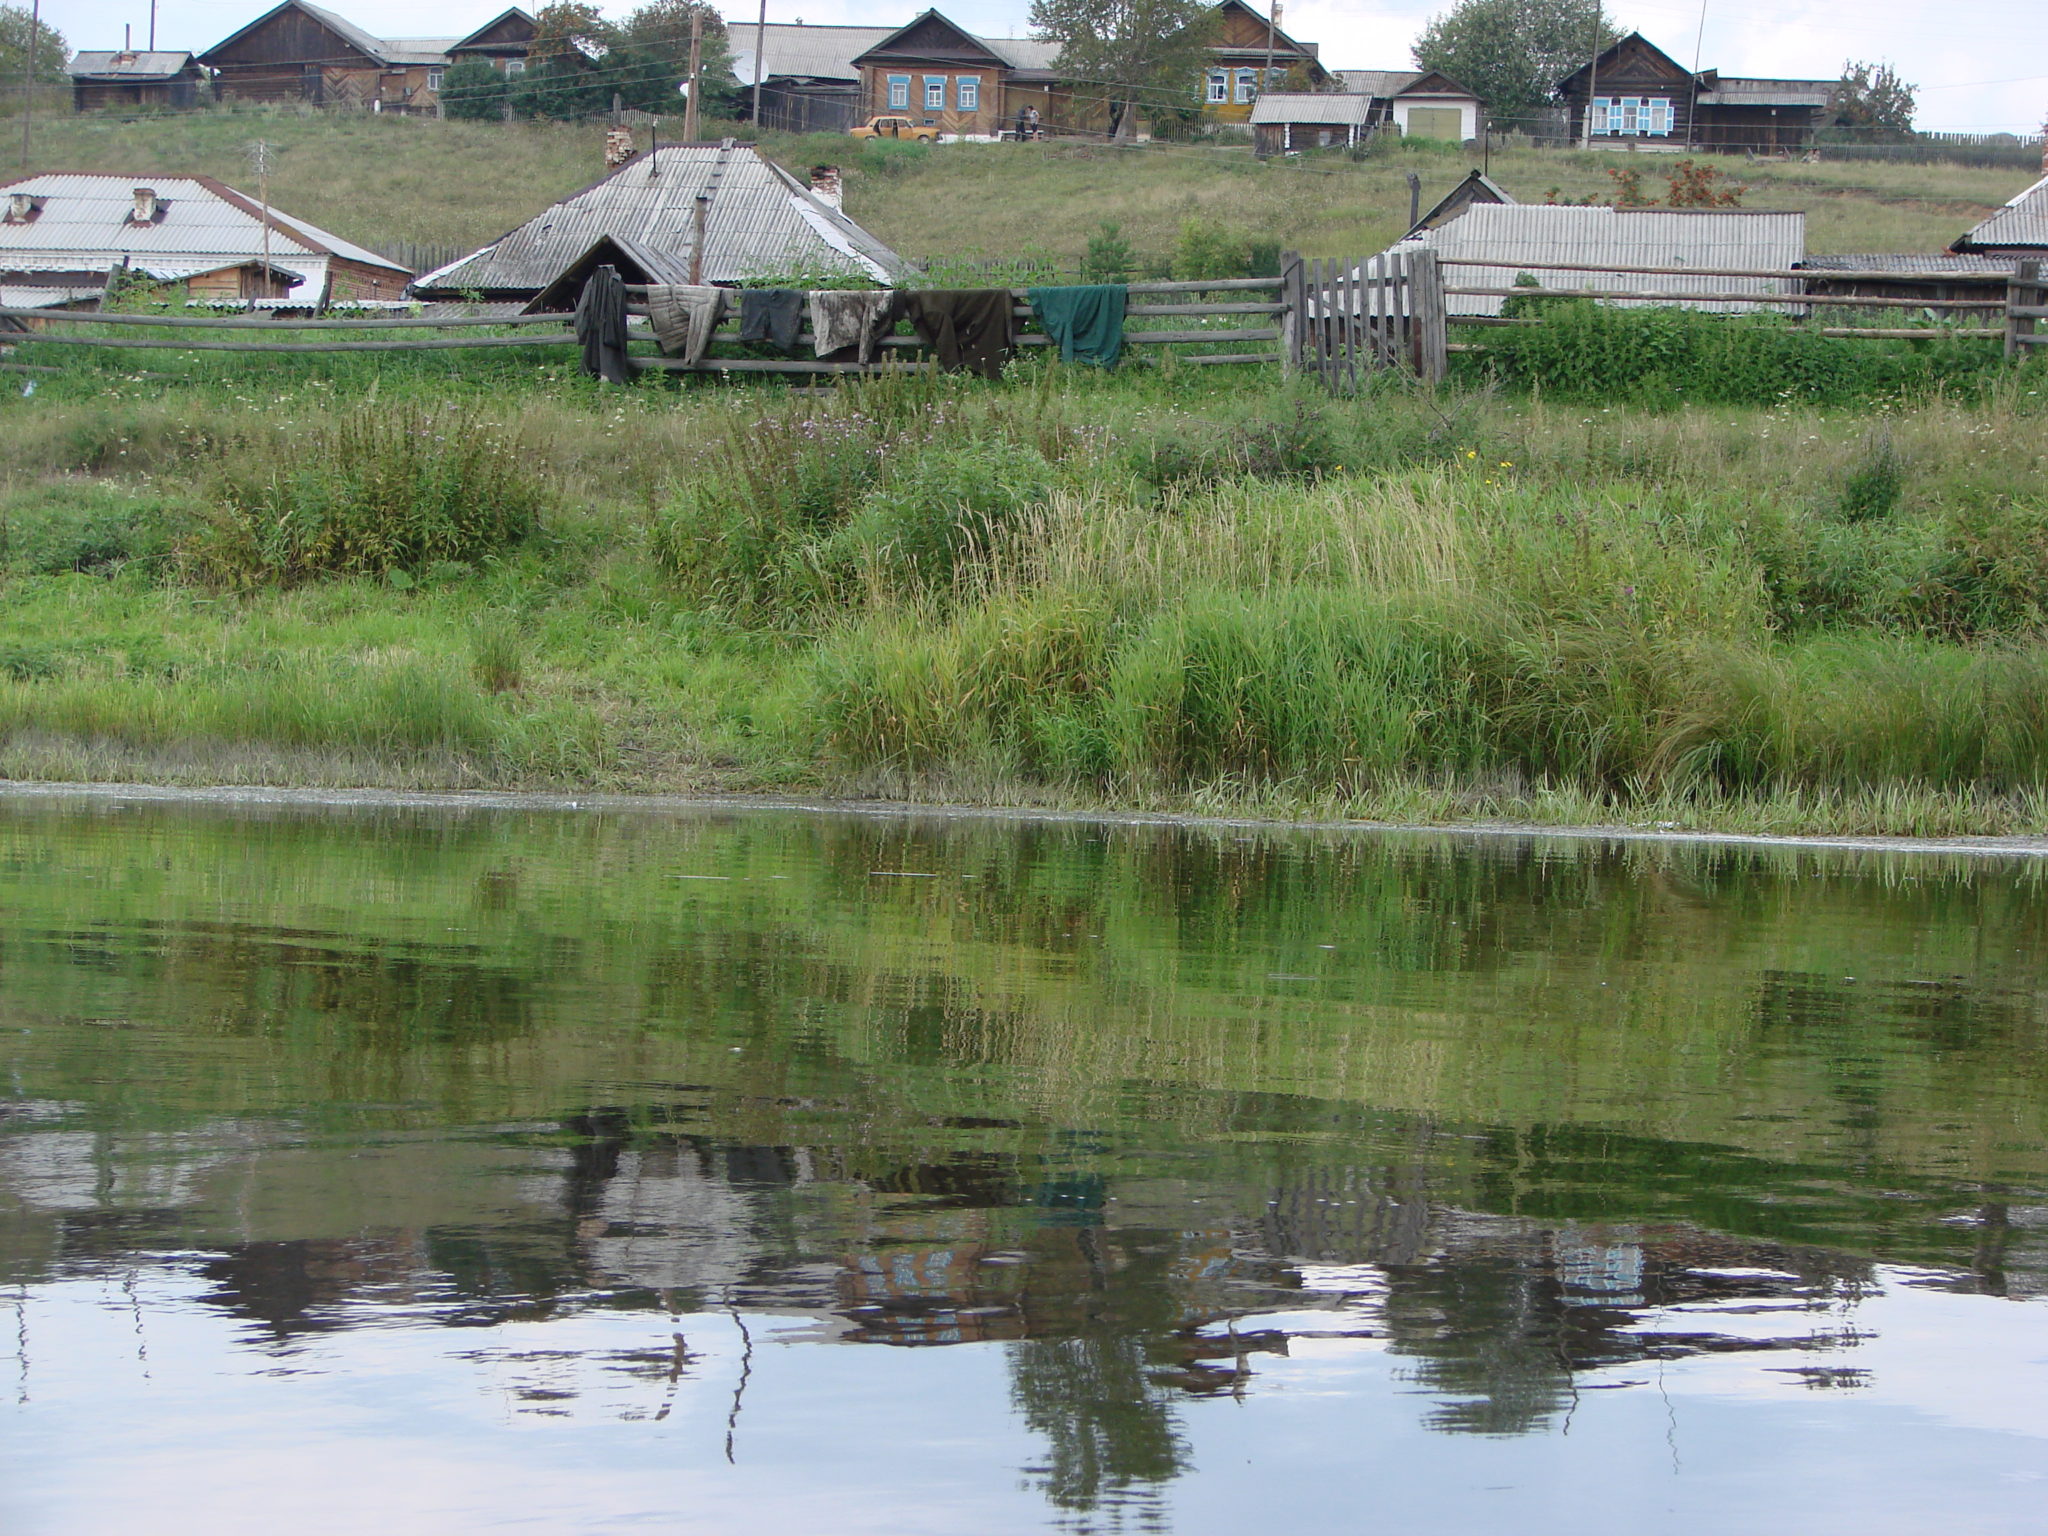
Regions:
[[524, 233, 698, 313], [1338, 69, 1417, 99], [0, 171, 410, 289], [1557, 32, 1689, 94], [851, 10, 1008, 69], [199, 0, 452, 67], [731, 23, 894, 85], [1952, 174, 2048, 252], [1399, 70, 1476, 99], [1409, 169, 1515, 235], [66, 51, 199, 81], [1210, 0, 1319, 62], [1250, 92, 1370, 127], [412, 142, 910, 299], [450, 8, 535, 52]]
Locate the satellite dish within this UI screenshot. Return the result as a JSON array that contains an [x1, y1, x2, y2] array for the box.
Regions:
[[678, 79, 691, 98]]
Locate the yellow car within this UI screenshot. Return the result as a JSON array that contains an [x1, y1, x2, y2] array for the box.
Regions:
[[849, 115, 939, 142]]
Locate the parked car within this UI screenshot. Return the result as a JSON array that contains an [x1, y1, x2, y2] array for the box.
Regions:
[[849, 115, 938, 142]]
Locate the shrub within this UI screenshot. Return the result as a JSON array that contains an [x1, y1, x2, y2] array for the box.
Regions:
[[439, 58, 508, 120], [185, 405, 544, 586], [818, 439, 1055, 595]]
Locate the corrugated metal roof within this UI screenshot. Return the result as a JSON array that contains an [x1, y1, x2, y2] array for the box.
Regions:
[[730, 23, 893, 83], [1802, 252, 2014, 273], [1695, 78, 1833, 107], [1955, 174, 2048, 252], [0, 173, 410, 289], [1, 283, 106, 308], [380, 37, 458, 64], [66, 51, 196, 80], [1337, 69, 1418, 99], [1250, 92, 1370, 126], [413, 144, 911, 297], [1395, 204, 1805, 315]]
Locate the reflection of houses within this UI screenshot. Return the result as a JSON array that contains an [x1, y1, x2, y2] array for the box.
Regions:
[[200, 0, 456, 112], [1557, 33, 1834, 152], [66, 50, 207, 111], [0, 172, 413, 307], [845, 2, 1328, 140]]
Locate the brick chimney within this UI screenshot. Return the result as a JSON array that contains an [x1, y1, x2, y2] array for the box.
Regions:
[[130, 187, 160, 223], [808, 165, 842, 209]]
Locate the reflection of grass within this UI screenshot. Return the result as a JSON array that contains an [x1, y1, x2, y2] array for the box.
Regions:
[[3, 800, 2044, 1213]]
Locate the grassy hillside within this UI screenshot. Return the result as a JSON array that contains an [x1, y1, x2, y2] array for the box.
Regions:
[[18, 105, 2024, 267]]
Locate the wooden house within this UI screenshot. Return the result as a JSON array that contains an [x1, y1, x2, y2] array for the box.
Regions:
[[848, 2, 1328, 140], [199, 0, 456, 113], [1557, 33, 1833, 153], [66, 51, 206, 112], [447, 7, 536, 78], [1250, 93, 1371, 155], [1334, 69, 1482, 142], [0, 172, 413, 306], [731, 23, 893, 135]]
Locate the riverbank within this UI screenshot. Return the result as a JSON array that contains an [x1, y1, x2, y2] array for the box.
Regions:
[[6, 358, 2048, 837]]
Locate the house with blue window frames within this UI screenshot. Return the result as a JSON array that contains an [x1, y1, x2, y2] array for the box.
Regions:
[[1556, 33, 1835, 153], [848, 2, 1327, 140]]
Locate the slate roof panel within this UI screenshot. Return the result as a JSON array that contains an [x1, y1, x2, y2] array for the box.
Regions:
[[1955, 174, 2048, 251], [66, 51, 197, 80], [1250, 92, 1370, 126]]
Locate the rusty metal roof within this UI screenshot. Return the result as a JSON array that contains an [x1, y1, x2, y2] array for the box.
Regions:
[[1400, 204, 1806, 314], [412, 143, 910, 297], [1955, 174, 2048, 252]]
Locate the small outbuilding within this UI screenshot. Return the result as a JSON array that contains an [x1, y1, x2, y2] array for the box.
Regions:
[[411, 140, 911, 305], [67, 51, 207, 112], [1250, 92, 1371, 155]]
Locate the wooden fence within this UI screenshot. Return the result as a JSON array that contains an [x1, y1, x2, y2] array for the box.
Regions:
[[2, 255, 2039, 387]]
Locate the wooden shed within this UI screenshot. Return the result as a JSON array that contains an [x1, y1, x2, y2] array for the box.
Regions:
[[1250, 92, 1370, 155], [67, 51, 206, 112]]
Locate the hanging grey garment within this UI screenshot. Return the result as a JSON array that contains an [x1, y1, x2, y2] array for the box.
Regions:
[[739, 289, 806, 354], [808, 289, 900, 364], [645, 284, 728, 364], [574, 264, 630, 384]]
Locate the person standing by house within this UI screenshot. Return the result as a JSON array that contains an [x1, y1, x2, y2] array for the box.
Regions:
[[1024, 104, 1040, 139]]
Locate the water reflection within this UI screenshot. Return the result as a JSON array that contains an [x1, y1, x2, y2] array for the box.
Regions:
[[4, 796, 2048, 1531]]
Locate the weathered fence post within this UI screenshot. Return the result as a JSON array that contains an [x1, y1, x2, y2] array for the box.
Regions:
[[2008, 259, 2041, 360], [1408, 247, 1448, 385], [1279, 250, 1305, 378]]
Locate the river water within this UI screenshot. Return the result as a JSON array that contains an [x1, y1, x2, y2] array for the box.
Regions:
[[2, 794, 2045, 1533]]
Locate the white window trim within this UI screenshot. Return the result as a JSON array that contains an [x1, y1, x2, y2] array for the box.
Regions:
[[1234, 68, 1257, 104], [924, 75, 946, 111], [427, 68, 444, 91], [503, 57, 525, 74], [956, 74, 979, 111], [887, 73, 910, 108], [1206, 69, 1228, 104]]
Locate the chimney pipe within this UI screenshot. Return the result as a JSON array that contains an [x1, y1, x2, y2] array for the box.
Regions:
[[808, 165, 842, 209], [131, 186, 158, 222], [7, 191, 33, 222]]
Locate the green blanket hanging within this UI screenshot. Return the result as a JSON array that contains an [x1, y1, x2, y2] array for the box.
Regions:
[[1028, 284, 1128, 368]]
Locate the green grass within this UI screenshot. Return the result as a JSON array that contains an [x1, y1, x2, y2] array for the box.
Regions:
[[21, 105, 2027, 267], [3, 346, 2048, 835]]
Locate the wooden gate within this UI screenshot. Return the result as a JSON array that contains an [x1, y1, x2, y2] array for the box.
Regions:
[[1281, 248, 1447, 391]]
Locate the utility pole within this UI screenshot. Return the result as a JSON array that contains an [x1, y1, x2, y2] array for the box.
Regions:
[[19, 0, 40, 171], [751, 0, 767, 128], [1260, 1, 1280, 101], [683, 9, 703, 142], [1581, 8, 1602, 149], [150, 0, 158, 51], [250, 140, 275, 300]]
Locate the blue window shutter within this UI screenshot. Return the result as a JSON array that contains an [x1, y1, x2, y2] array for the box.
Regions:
[[887, 73, 909, 108]]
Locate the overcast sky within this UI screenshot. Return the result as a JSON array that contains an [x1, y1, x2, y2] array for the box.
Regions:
[[53, 0, 2048, 135]]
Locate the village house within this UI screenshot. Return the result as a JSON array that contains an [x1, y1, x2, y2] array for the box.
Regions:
[[842, 2, 1327, 141], [411, 140, 910, 305], [446, 7, 538, 78], [199, 0, 459, 113], [66, 51, 208, 112], [1952, 172, 2048, 261], [1557, 33, 1835, 153], [730, 23, 894, 135], [0, 171, 413, 308]]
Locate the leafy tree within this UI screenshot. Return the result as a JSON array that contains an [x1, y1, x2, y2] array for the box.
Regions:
[[1029, 0, 1218, 142], [605, 0, 733, 116], [1412, 0, 1617, 125], [511, 0, 610, 118], [0, 3, 69, 86], [1831, 60, 1915, 135], [439, 58, 509, 120]]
